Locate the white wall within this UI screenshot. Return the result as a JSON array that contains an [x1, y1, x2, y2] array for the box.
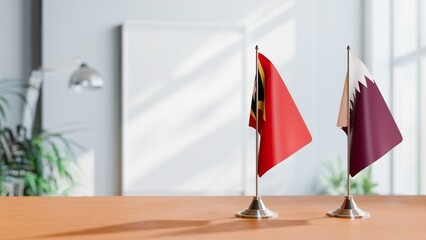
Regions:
[[0, 0, 32, 127], [42, 0, 363, 195]]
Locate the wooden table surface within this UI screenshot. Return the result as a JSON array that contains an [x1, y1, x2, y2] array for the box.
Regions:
[[1, 196, 425, 239]]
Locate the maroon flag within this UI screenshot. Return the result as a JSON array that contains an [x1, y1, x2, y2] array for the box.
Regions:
[[337, 53, 403, 176]]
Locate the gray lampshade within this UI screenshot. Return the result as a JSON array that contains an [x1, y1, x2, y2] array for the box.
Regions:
[[69, 63, 105, 90]]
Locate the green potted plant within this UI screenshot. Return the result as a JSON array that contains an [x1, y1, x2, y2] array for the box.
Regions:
[[0, 79, 80, 196], [319, 156, 378, 195]]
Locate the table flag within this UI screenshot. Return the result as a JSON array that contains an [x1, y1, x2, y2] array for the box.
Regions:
[[337, 53, 403, 176], [249, 53, 311, 177]]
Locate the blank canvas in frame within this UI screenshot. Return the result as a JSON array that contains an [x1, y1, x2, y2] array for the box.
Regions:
[[121, 22, 246, 195]]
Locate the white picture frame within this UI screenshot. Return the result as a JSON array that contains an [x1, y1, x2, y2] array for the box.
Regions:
[[121, 21, 249, 195]]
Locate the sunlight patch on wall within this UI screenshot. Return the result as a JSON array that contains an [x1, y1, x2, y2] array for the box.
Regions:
[[241, 0, 294, 31]]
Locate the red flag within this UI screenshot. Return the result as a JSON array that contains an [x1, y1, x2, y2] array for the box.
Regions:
[[249, 53, 312, 177]]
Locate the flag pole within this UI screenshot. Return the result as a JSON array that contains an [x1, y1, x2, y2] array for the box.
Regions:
[[255, 45, 259, 198], [236, 45, 277, 219], [346, 45, 351, 198], [326, 46, 369, 219]]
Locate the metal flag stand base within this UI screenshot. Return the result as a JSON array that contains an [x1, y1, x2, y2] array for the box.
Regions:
[[236, 196, 278, 219], [327, 195, 370, 219]]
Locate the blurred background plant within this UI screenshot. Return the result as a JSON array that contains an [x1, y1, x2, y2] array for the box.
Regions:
[[0, 78, 81, 196], [318, 156, 378, 195]]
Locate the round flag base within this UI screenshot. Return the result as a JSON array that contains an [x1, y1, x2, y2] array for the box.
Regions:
[[236, 196, 278, 219], [327, 195, 370, 219]]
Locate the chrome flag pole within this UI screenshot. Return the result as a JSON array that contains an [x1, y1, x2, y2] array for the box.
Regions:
[[236, 45, 277, 219], [327, 46, 369, 219]]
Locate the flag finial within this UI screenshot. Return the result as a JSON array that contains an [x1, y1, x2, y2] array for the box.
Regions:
[[347, 45, 351, 51], [255, 45, 259, 50]]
